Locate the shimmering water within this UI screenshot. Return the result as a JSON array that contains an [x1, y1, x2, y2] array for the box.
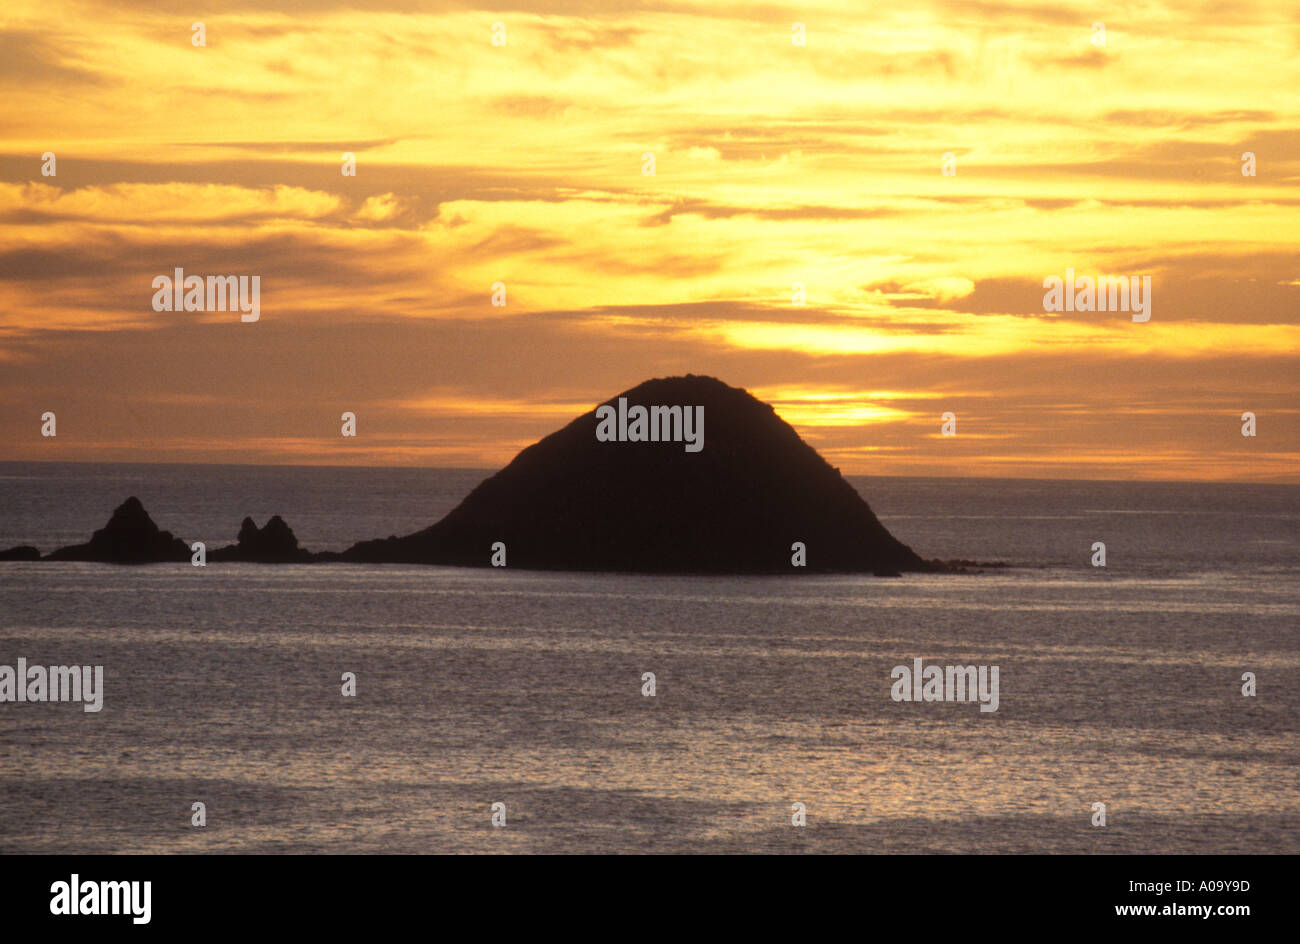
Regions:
[[1, 463, 1296, 853]]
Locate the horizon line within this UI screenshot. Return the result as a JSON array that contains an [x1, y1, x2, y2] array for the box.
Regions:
[[0, 457, 1294, 489]]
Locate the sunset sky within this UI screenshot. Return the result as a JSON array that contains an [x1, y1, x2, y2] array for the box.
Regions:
[[1, 0, 1297, 481]]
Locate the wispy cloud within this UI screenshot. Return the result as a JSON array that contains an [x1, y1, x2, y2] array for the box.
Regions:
[[0, 0, 1296, 480]]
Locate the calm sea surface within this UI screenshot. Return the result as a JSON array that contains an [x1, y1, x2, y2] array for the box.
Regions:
[[1, 462, 1296, 853]]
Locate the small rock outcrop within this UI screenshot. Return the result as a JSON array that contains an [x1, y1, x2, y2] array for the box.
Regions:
[[43, 497, 190, 563], [0, 546, 41, 561], [210, 515, 313, 563]]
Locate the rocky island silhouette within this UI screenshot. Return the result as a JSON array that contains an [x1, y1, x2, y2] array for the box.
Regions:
[[4, 376, 958, 575]]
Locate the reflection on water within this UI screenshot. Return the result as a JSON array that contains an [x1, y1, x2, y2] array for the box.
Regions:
[[2, 562, 1296, 854]]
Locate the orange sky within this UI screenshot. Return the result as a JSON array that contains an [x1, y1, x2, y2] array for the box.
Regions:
[[1, 1, 1297, 481]]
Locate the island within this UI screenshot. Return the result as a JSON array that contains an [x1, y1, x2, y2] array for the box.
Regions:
[[8, 376, 949, 575], [340, 375, 933, 574]]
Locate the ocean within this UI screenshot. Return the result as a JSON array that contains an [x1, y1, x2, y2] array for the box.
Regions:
[[1, 462, 1296, 853]]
